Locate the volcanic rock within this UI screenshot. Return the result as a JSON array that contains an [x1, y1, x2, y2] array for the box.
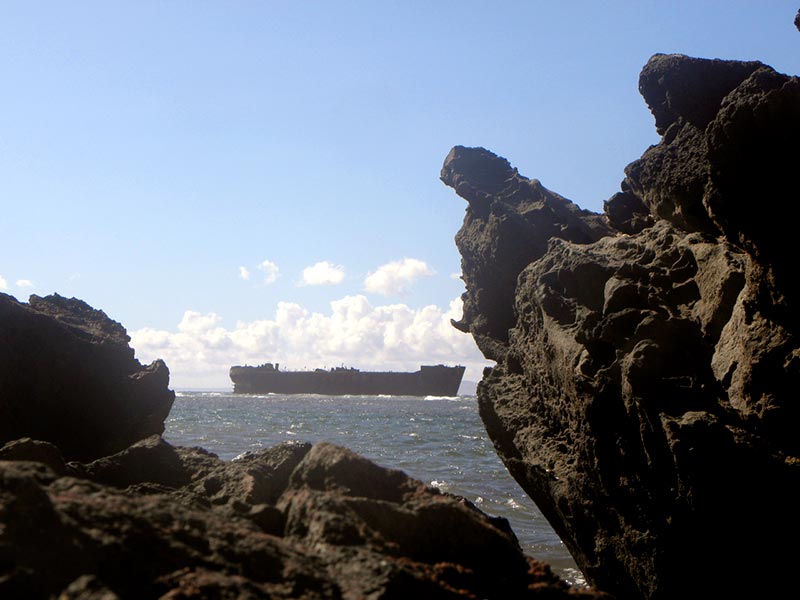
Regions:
[[0, 438, 609, 599], [444, 54, 800, 599], [0, 293, 174, 461], [0, 292, 611, 597], [441, 146, 612, 362]]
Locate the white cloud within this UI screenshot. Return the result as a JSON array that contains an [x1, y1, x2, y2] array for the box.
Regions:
[[257, 260, 280, 285], [130, 295, 491, 389], [301, 261, 345, 286], [178, 310, 223, 334], [16, 279, 34, 288], [450, 272, 462, 280], [239, 266, 251, 281], [364, 258, 435, 296], [0, 275, 7, 290]]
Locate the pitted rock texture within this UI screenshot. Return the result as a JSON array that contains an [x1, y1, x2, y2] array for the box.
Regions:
[[0, 293, 174, 461], [441, 146, 612, 362], [0, 437, 608, 599], [0, 294, 611, 597], [444, 53, 800, 600]]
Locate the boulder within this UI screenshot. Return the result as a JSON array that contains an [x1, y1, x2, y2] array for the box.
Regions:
[[0, 292, 610, 597], [0, 293, 174, 461], [0, 438, 609, 599], [443, 54, 800, 599]]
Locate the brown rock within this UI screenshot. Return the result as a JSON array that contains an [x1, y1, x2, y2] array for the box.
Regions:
[[444, 54, 800, 599], [0, 440, 609, 599], [441, 146, 613, 362], [0, 437, 68, 475]]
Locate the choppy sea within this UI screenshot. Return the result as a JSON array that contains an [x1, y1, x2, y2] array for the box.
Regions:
[[165, 391, 584, 586]]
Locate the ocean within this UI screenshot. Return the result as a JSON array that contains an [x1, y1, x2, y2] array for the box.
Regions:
[[165, 391, 584, 586]]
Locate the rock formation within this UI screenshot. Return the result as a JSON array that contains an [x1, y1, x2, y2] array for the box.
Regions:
[[0, 436, 608, 599], [0, 293, 607, 598], [0, 293, 174, 461], [443, 54, 800, 599]]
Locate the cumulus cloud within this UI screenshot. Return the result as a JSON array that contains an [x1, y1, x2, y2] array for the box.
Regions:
[[364, 258, 435, 296], [301, 261, 345, 286], [0, 275, 6, 290], [239, 266, 251, 281], [16, 279, 34, 288], [257, 260, 280, 285], [130, 295, 491, 389], [178, 310, 224, 334]]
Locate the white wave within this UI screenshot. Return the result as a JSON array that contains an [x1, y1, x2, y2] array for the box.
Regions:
[[506, 497, 522, 509], [561, 568, 588, 588], [430, 480, 450, 492]]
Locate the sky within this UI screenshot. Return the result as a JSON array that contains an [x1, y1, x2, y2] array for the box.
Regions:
[[2, 2, 799, 389]]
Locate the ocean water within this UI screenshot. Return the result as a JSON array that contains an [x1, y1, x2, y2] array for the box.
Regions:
[[165, 391, 583, 586]]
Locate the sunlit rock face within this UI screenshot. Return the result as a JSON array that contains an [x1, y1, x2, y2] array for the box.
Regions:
[[0, 293, 175, 461], [444, 54, 800, 599]]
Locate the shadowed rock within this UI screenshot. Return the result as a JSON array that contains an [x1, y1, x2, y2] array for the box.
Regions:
[[0, 437, 69, 475], [441, 146, 612, 362], [0, 293, 174, 461], [0, 292, 610, 597], [0, 438, 609, 599], [444, 54, 800, 599]]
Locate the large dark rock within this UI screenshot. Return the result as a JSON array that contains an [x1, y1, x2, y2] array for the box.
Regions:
[[0, 293, 611, 597], [444, 54, 800, 599], [441, 146, 613, 362], [0, 438, 609, 599], [0, 293, 174, 461]]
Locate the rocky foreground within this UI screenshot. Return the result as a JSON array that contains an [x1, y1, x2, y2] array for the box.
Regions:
[[0, 293, 605, 599], [443, 54, 800, 599]]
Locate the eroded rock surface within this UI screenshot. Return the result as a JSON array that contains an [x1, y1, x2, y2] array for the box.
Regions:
[[0, 293, 610, 598], [441, 146, 612, 362], [0, 293, 174, 461], [0, 437, 607, 599], [444, 54, 800, 599]]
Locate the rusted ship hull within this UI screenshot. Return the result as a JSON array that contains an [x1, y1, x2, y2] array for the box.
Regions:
[[229, 364, 466, 396]]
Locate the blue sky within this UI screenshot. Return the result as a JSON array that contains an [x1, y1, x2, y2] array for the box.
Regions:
[[2, 2, 799, 388]]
